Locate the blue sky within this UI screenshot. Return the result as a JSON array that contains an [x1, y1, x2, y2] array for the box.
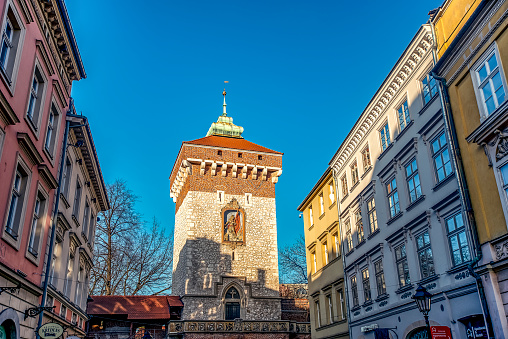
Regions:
[[66, 0, 443, 248]]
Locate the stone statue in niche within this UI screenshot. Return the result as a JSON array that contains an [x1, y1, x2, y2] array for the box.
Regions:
[[222, 198, 245, 245]]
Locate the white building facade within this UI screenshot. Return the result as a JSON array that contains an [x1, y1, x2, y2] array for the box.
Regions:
[[330, 26, 485, 339]]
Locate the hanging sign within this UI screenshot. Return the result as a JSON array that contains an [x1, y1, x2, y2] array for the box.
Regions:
[[38, 323, 64, 338], [431, 326, 452, 339]]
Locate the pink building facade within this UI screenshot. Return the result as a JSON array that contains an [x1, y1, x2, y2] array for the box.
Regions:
[[0, 0, 87, 337]]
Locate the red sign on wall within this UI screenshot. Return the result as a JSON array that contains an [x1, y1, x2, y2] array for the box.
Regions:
[[431, 326, 452, 339]]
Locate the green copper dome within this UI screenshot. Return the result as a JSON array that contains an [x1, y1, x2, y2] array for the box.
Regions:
[[206, 89, 244, 138]]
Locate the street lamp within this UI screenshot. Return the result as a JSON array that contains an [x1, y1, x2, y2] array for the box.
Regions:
[[412, 284, 432, 338]]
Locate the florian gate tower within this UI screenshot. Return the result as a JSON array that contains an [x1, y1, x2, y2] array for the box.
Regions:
[[169, 90, 284, 322]]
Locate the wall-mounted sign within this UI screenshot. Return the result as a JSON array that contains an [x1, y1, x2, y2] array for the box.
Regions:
[[431, 326, 452, 339], [38, 323, 64, 338], [361, 324, 379, 332]]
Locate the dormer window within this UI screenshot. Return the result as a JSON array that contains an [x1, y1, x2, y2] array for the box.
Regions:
[[238, 153, 242, 158], [218, 150, 222, 156], [258, 155, 262, 160]]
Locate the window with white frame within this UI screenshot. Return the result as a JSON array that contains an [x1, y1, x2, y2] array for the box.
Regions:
[[362, 268, 371, 302], [82, 199, 90, 238], [61, 156, 72, 198], [27, 190, 47, 257], [75, 265, 84, 305], [416, 231, 435, 278], [315, 301, 321, 327], [395, 244, 410, 288], [0, 3, 24, 84], [5, 163, 30, 240], [380, 122, 391, 152], [63, 254, 74, 297], [44, 103, 60, 157], [351, 275, 359, 307], [341, 174, 348, 198], [337, 289, 345, 320], [351, 161, 359, 186], [386, 178, 400, 218], [309, 205, 314, 226], [326, 295, 333, 324], [26, 63, 47, 128], [333, 231, 340, 258], [431, 131, 452, 182], [362, 144, 371, 172], [312, 251, 317, 273], [49, 241, 61, 286], [422, 74, 438, 104], [374, 259, 386, 296], [345, 218, 353, 253], [322, 241, 328, 265], [367, 197, 378, 234], [472, 44, 506, 118], [329, 181, 335, 204], [59, 305, 67, 319], [88, 211, 96, 245], [72, 178, 82, 219], [319, 193, 324, 215], [397, 99, 411, 130], [446, 212, 471, 266], [405, 159, 422, 203], [355, 210, 364, 243]]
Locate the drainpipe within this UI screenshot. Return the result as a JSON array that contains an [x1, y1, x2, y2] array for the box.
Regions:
[[37, 98, 88, 337], [431, 71, 495, 338]]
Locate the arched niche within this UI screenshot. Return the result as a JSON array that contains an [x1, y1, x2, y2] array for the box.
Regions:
[[0, 308, 20, 339], [222, 284, 245, 320]]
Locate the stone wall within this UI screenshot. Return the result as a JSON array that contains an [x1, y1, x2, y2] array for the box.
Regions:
[[172, 190, 280, 321]]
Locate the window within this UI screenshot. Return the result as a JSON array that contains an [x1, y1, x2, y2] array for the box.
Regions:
[[322, 241, 328, 265], [61, 156, 72, 198], [380, 123, 391, 152], [63, 255, 74, 297], [395, 244, 410, 288], [312, 251, 317, 273], [355, 210, 364, 243], [309, 206, 314, 226], [71, 313, 77, 325], [367, 198, 378, 234], [75, 266, 84, 305], [88, 212, 96, 245], [329, 181, 335, 204], [333, 232, 340, 258], [422, 74, 438, 104], [238, 152, 242, 158], [431, 131, 452, 182], [345, 218, 353, 253], [0, 4, 24, 84], [416, 231, 435, 278], [406, 159, 422, 203], [258, 155, 262, 160], [49, 241, 61, 286], [82, 200, 90, 238], [386, 178, 400, 217], [315, 301, 321, 327], [351, 276, 359, 307], [217, 190, 224, 203], [26, 64, 47, 128], [351, 161, 359, 186], [326, 295, 333, 324], [362, 268, 371, 302], [397, 100, 410, 130], [362, 145, 371, 172], [72, 179, 82, 218], [319, 194, 324, 215], [374, 260, 386, 296], [28, 191, 47, 257], [341, 175, 348, 198], [337, 289, 345, 320], [44, 103, 60, 156], [5, 164, 29, 240], [446, 212, 471, 266], [217, 150, 222, 156], [60, 305, 67, 319], [473, 46, 506, 117]]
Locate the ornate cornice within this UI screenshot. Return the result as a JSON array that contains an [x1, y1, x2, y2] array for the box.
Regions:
[[0, 89, 19, 125], [38, 164, 58, 189], [17, 133, 44, 165], [330, 26, 433, 174], [170, 158, 282, 202]]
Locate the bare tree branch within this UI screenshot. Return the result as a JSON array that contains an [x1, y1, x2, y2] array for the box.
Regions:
[[279, 235, 308, 284]]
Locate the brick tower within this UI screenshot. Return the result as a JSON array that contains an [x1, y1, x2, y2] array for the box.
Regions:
[[170, 90, 283, 321]]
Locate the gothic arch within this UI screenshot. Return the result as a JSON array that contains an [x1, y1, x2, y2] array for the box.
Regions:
[[221, 282, 246, 320]]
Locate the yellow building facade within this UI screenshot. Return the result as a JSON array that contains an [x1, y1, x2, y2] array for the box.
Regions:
[[298, 168, 349, 339], [433, 0, 508, 337]]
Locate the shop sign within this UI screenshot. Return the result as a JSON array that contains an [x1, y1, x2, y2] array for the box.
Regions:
[[38, 323, 64, 338], [431, 326, 452, 339], [361, 324, 379, 332]]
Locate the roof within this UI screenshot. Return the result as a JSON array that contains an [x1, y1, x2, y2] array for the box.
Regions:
[[184, 135, 283, 155], [87, 295, 183, 320], [297, 167, 333, 211]]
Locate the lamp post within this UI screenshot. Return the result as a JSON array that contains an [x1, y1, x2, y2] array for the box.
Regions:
[[412, 284, 432, 339]]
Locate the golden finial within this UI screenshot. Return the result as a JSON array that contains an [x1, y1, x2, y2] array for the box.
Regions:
[[223, 89, 227, 96]]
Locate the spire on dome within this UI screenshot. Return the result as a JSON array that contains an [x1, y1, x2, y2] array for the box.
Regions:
[[206, 89, 244, 138]]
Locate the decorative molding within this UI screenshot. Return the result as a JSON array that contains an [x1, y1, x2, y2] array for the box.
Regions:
[[331, 27, 433, 173], [37, 164, 58, 189], [36, 40, 55, 75], [16, 0, 34, 23], [17, 133, 44, 165], [495, 240, 508, 260], [168, 320, 310, 334], [0, 90, 19, 125], [52, 80, 66, 109]]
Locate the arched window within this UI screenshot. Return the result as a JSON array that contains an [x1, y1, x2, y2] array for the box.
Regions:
[[0, 319, 16, 339], [224, 287, 241, 320], [406, 327, 429, 339]]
